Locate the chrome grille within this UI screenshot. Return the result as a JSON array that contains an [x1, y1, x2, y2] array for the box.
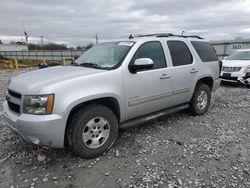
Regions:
[[7, 101, 20, 113], [7, 89, 22, 114], [8, 89, 21, 99], [222, 66, 241, 72]]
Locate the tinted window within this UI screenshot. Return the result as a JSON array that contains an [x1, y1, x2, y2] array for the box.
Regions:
[[167, 41, 193, 66], [132, 41, 166, 69], [191, 41, 218, 62]]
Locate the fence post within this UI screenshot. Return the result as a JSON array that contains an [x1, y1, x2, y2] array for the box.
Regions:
[[15, 59, 19, 71], [63, 57, 66, 66]]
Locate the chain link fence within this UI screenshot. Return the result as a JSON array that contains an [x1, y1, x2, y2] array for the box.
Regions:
[[0, 49, 86, 61]]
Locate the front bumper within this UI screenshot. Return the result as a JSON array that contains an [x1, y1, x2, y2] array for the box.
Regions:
[[220, 71, 250, 84], [3, 101, 66, 148]]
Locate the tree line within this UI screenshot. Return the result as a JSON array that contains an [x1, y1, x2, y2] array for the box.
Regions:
[[1, 41, 94, 50]]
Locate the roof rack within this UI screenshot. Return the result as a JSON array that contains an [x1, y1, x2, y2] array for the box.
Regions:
[[128, 33, 203, 40]]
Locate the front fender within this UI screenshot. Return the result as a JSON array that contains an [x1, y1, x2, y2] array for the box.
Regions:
[[64, 93, 124, 121]]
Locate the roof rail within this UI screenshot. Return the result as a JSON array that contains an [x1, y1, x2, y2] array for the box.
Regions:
[[129, 33, 174, 39], [168, 35, 204, 39], [128, 33, 203, 40]]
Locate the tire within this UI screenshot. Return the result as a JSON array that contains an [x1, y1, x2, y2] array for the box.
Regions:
[[68, 104, 118, 158], [189, 83, 211, 115]]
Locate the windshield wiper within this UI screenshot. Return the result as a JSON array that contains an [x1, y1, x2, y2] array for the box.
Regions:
[[70, 61, 80, 66], [79, 62, 104, 69]]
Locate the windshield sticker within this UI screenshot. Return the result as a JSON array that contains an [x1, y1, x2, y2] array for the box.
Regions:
[[118, 42, 134, 47]]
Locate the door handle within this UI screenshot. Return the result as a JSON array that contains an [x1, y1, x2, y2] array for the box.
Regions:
[[160, 73, 171, 79], [190, 68, 199, 73]]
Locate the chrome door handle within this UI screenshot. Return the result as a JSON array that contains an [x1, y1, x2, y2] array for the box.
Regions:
[[190, 69, 199, 73], [160, 73, 171, 79]]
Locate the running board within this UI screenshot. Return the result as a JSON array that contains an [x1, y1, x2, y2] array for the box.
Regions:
[[119, 103, 189, 129]]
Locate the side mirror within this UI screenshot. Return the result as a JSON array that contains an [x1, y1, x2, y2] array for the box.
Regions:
[[129, 58, 154, 73]]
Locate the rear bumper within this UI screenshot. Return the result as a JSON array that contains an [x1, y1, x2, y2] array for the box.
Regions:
[[3, 101, 66, 148]]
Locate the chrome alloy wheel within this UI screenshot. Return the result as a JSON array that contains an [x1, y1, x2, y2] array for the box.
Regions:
[[197, 90, 208, 110], [82, 117, 110, 149]]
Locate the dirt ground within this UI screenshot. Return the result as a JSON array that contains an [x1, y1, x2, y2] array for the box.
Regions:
[[0, 68, 250, 188]]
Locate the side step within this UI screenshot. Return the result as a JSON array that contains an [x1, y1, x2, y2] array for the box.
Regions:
[[119, 103, 189, 129]]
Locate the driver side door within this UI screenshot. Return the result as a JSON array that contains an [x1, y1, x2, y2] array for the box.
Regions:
[[123, 41, 174, 120]]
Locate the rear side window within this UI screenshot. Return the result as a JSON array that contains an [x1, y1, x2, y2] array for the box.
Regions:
[[191, 41, 218, 62], [167, 41, 193, 66], [132, 41, 166, 69]]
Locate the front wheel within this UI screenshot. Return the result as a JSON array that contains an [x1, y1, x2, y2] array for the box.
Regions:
[[190, 83, 211, 115], [68, 104, 118, 158]]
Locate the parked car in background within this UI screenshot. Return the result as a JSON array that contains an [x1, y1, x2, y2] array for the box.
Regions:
[[3, 33, 221, 158], [220, 49, 250, 85]]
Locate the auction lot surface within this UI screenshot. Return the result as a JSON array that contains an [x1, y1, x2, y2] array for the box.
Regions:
[[0, 69, 250, 188]]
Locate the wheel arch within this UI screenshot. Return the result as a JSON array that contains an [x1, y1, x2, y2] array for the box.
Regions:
[[195, 76, 214, 90], [64, 97, 121, 147]]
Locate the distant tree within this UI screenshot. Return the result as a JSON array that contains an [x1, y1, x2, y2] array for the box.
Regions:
[[85, 43, 94, 50], [0, 39, 2, 44], [28, 42, 68, 50], [76, 45, 83, 50]]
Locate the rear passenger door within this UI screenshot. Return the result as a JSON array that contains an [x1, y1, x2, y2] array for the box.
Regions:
[[166, 40, 198, 105]]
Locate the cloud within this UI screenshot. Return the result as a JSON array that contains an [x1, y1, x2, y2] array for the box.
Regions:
[[0, 0, 250, 46]]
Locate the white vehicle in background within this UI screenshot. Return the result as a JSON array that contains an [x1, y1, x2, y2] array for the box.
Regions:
[[220, 49, 250, 85]]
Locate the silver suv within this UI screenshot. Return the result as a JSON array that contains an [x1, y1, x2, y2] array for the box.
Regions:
[[3, 33, 221, 158]]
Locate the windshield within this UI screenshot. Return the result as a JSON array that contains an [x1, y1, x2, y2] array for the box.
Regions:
[[74, 41, 134, 69], [226, 51, 250, 60]]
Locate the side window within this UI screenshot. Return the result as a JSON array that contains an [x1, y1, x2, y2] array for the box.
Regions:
[[191, 41, 218, 62], [132, 41, 166, 69], [167, 41, 193, 66]]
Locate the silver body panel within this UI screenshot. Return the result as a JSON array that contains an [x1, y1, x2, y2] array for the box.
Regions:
[[3, 37, 220, 148]]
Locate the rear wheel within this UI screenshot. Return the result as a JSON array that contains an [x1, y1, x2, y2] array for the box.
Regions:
[[190, 83, 211, 115], [68, 104, 118, 158]]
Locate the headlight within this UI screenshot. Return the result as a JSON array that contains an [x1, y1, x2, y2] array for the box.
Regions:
[[23, 94, 54, 115], [245, 65, 250, 73]]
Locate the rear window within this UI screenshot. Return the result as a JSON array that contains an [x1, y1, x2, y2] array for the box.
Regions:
[[191, 41, 218, 62]]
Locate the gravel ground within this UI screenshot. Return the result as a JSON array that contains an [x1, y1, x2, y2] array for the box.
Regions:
[[0, 68, 250, 188]]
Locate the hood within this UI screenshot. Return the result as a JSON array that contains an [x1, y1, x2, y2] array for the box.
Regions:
[[222, 60, 250, 67], [8, 66, 106, 93]]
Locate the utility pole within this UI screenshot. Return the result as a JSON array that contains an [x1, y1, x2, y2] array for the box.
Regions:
[[41, 36, 44, 60], [40, 36, 44, 49], [95, 35, 98, 44]]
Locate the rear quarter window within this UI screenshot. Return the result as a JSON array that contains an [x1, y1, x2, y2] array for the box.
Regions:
[[191, 41, 218, 62]]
